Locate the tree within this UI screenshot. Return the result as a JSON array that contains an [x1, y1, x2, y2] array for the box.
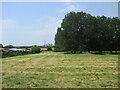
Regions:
[[47, 47, 52, 51], [110, 17, 120, 51], [55, 27, 64, 51], [44, 43, 53, 47], [55, 12, 92, 53], [61, 12, 87, 53], [0, 44, 3, 48], [4, 45, 13, 48], [31, 46, 41, 53], [55, 11, 120, 53]]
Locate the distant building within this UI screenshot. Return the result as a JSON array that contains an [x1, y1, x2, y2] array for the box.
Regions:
[[52, 48, 54, 51], [40, 47, 54, 51], [41, 48, 47, 51], [2, 48, 25, 52], [8, 48, 25, 51]]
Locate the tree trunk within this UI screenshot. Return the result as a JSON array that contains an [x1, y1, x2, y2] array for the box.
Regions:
[[104, 51, 105, 53], [80, 51, 82, 53], [88, 51, 90, 53], [74, 51, 76, 54], [110, 51, 112, 53], [71, 51, 73, 54]]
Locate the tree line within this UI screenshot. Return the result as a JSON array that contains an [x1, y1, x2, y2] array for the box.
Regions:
[[0, 44, 54, 58], [55, 12, 120, 53]]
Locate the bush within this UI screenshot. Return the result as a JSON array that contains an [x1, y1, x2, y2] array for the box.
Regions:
[[2, 50, 33, 58], [0, 44, 3, 48], [4, 45, 13, 48], [31, 46, 41, 53], [91, 51, 103, 54], [47, 47, 52, 51]]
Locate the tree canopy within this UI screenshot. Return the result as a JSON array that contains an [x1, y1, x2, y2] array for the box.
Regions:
[[4, 45, 13, 48], [55, 12, 120, 53], [31, 46, 41, 53], [0, 44, 3, 48]]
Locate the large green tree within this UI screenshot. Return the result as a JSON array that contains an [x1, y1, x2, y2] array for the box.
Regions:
[[55, 11, 120, 53], [55, 27, 64, 51]]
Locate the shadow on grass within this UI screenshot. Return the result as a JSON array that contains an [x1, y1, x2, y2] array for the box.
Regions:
[[64, 53, 82, 54], [64, 51, 120, 55], [64, 52, 82, 54], [110, 52, 120, 55]]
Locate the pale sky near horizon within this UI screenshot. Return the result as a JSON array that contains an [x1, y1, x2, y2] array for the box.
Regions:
[[1, 2, 118, 46]]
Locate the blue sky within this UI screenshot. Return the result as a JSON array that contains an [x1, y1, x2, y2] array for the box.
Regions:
[[2, 2, 118, 46]]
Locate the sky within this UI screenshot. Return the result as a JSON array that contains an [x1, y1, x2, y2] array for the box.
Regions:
[[1, 2, 118, 46]]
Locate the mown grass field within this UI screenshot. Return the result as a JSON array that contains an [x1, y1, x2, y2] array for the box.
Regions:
[[1, 51, 119, 88]]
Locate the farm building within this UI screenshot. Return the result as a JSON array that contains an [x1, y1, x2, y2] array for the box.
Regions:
[[40, 48, 54, 51], [40, 48, 47, 51]]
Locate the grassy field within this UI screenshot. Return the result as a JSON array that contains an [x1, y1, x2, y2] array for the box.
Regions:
[[1, 51, 119, 88]]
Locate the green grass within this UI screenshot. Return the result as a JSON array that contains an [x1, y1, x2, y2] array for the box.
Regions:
[[1, 51, 119, 88]]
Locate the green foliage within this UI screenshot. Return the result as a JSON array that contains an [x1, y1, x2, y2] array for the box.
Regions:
[[31, 46, 41, 53], [2, 51, 33, 58], [55, 27, 64, 51], [4, 45, 13, 48], [47, 47, 52, 51], [0, 43, 3, 48], [44, 44, 53, 47], [55, 11, 120, 53], [2, 51, 118, 88], [2, 46, 41, 58]]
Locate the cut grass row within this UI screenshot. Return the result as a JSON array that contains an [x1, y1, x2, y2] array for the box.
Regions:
[[2, 51, 119, 88], [2, 72, 118, 88]]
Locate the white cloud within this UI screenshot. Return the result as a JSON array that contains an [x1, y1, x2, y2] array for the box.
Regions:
[[35, 16, 62, 34], [42, 19, 62, 35], [35, 16, 57, 23], [29, 18, 62, 36], [32, 16, 62, 38], [59, 0, 119, 2], [2, 0, 119, 2], [60, 0, 72, 2], [66, 4, 80, 11], [57, 3, 80, 13], [0, 20, 2, 43], [2, 16, 62, 45], [1, 19, 16, 30], [26, 18, 62, 45], [0, 19, 16, 43], [26, 16, 62, 43]]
